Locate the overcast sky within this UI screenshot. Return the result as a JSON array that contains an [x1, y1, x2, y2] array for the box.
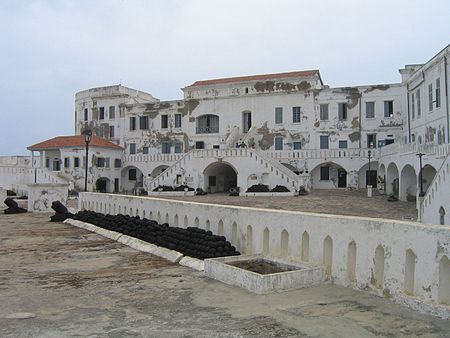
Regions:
[[0, 0, 449, 155]]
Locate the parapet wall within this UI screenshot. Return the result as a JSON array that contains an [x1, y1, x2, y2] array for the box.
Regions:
[[78, 192, 450, 317]]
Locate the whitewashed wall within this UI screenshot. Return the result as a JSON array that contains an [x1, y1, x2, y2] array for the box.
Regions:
[[79, 192, 450, 317]]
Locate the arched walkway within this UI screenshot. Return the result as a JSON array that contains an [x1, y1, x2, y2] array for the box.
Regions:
[[421, 164, 437, 195], [311, 162, 348, 189], [203, 161, 238, 193], [358, 161, 378, 188], [400, 165, 417, 201], [386, 163, 399, 197], [379, 164, 386, 192], [150, 165, 169, 178], [121, 165, 144, 193], [95, 177, 110, 193]]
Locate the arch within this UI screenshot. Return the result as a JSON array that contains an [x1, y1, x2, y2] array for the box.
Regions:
[[118, 205, 122, 214], [231, 222, 237, 245], [301, 231, 310, 262], [404, 249, 416, 295], [218, 220, 224, 235], [310, 161, 348, 189], [421, 164, 437, 194], [347, 241, 357, 284], [150, 165, 169, 178], [194, 217, 199, 227], [246, 225, 253, 254], [184, 215, 188, 227], [386, 163, 399, 196], [149, 211, 153, 220], [400, 164, 417, 201], [165, 213, 169, 224], [205, 220, 210, 231], [157, 211, 161, 223], [323, 236, 333, 277], [438, 256, 450, 304], [358, 161, 379, 188], [203, 161, 238, 193], [373, 245, 385, 289], [121, 165, 145, 193], [142, 210, 146, 219], [439, 206, 446, 225], [263, 227, 270, 254], [95, 177, 110, 193], [174, 214, 179, 226], [280, 230, 289, 256]]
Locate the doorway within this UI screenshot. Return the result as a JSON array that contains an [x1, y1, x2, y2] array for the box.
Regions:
[[366, 170, 377, 187], [338, 169, 347, 188]]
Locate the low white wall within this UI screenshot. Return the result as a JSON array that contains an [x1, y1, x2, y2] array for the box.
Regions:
[[27, 183, 69, 212], [0, 188, 6, 205], [78, 192, 450, 317]]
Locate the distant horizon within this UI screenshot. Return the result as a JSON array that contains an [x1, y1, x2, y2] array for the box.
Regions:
[[1, 0, 449, 156]]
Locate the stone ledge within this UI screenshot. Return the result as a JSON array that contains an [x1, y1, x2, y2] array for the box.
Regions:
[[179, 256, 205, 271]]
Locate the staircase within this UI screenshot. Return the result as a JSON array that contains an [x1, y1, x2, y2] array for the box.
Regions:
[[147, 148, 309, 193]]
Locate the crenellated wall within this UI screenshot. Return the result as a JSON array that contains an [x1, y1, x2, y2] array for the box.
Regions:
[[78, 192, 450, 318]]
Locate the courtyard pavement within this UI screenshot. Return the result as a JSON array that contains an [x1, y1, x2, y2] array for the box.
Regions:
[[156, 189, 418, 222], [1, 212, 448, 337]]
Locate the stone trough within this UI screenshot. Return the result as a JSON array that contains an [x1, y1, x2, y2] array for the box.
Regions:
[[204, 254, 325, 294]]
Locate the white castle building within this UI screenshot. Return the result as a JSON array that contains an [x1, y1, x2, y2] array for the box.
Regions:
[[1, 45, 449, 225]]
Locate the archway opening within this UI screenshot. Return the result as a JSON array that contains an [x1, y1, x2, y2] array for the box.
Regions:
[[386, 163, 399, 197], [301, 231, 310, 262], [218, 220, 224, 235], [404, 249, 416, 295], [174, 214, 179, 226], [263, 227, 270, 254], [400, 165, 417, 202], [121, 165, 144, 194], [280, 230, 289, 257], [421, 164, 437, 194], [439, 206, 446, 225], [150, 165, 169, 179], [323, 236, 333, 278], [358, 161, 379, 188], [246, 225, 253, 254], [95, 177, 110, 193], [203, 162, 237, 193], [311, 162, 347, 189], [347, 241, 357, 284], [373, 245, 385, 289]]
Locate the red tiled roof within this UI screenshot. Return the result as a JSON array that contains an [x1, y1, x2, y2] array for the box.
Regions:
[[186, 70, 320, 87], [27, 135, 123, 151]]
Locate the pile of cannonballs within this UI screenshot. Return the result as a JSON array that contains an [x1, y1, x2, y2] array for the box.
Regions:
[[72, 210, 240, 260], [3, 198, 27, 214]]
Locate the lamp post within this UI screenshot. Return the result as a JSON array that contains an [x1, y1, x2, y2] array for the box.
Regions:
[[367, 149, 372, 186], [83, 129, 92, 192], [416, 152, 425, 197]]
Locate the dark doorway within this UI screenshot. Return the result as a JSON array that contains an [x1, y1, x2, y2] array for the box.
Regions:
[[338, 169, 347, 188], [114, 178, 119, 193], [366, 170, 377, 187], [96, 178, 108, 193]]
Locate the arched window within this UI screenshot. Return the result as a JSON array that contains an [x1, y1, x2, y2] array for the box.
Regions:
[[196, 115, 219, 134], [439, 206, 446, 225]]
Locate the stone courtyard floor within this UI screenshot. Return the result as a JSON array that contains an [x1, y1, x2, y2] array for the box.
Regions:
[[1, 212, 449, 337], [155, 189, 418, 222]]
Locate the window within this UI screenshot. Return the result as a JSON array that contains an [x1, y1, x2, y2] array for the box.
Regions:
[[293, 141, 302, 150], [162, 142, 171, 154], [275, 137, 283, 150], [105, 158, 110, 168], [109, 106, 115, 119], [174, 114, 182, 128], [367, 134, 377, 148], [114, 159, 122, 168], [243, 111, 252, 132], [320, 166, 330, 181], [129, 116, 136, 131], [428, 83, 433, 111], [384, 100, 393, 118], [64, 157, 70, 168], [339, 140, 348, 149], [139, 116, 149, 130], [436, 78, 441, 108], [338, 103, 347, 121], [174, 142, 183, 153], [99, 107, 105, 120], [109, 125, 115, 138], [245, 87, 249, 94], [74, 157, 80, 168], [292, 106, 301, 123], [196, 115, 219, 134], [416, 89, 421, 117], [45, 158, 50, 168], [142, 146, 149, 154], [209, 176, 216, 187], [129, 143, 136, 155], [161, 115, 168, 129], [275, 107, 283, 124], [129, 169, 137, 181], [320, 104, 329, 121], [195, 141, 205, 149], [411, 93, 415, 119], [366, 102, 375, 119], [411, 134, 415, 142], [84, 108, 88, 121], [97, 158, 105, 167], [320, 135, 329, 149]]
